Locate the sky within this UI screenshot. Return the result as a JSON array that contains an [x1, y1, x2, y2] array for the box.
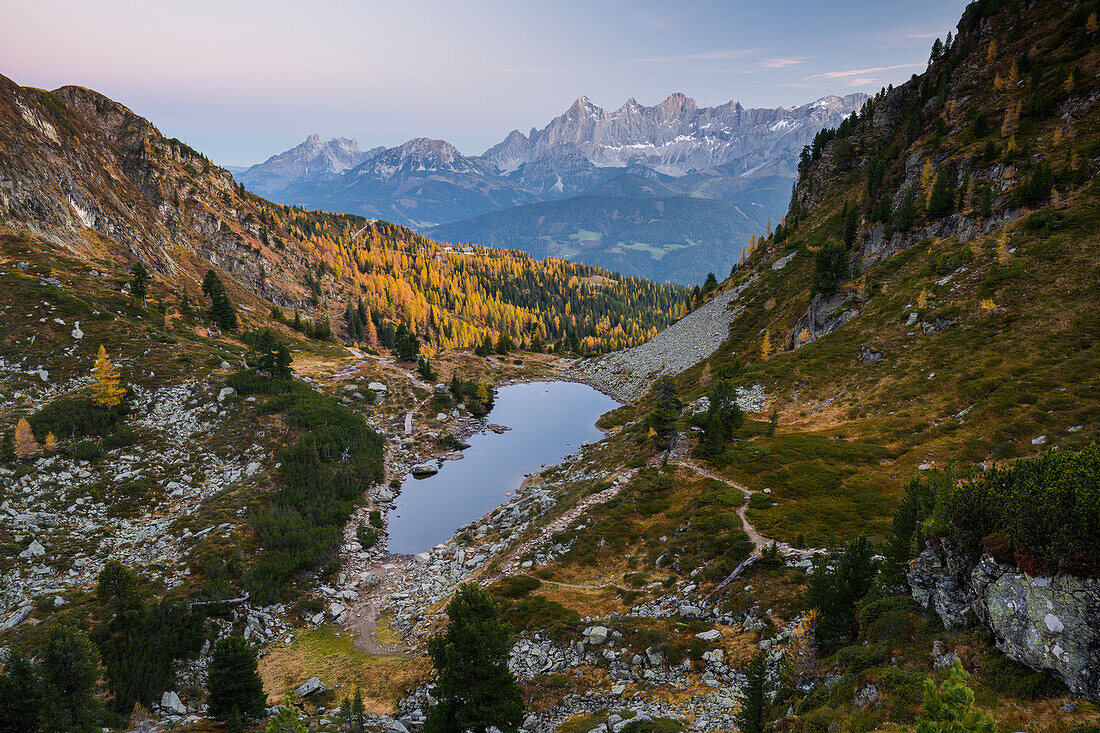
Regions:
[[2, 0, 967, 166]]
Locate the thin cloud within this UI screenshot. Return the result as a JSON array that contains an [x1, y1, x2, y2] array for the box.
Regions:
[[757, 57, 806, 69], [806, 63, 922, 80]]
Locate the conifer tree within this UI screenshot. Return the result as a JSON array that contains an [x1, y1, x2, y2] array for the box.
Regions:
[[265, 705, 308, 733], [38, 624, 103, 733], [129, 262, 150, 305], [733, 649, 770, 733], [91, 345, 126, 408], [44, 432, 57, 452], [0, 649, 41, 732], [761, 330, 772, 360], [338, 689, 367, 733], [928, 170, 955, 218], [206, 637, 266, 722], [915, 659, 997, 733], [424, 584, 523, 733], [14, 417, 39, 459], [920, 160, 936, 202]]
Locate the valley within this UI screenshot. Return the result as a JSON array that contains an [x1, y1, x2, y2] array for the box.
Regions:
[[235, 94, 866, 284]]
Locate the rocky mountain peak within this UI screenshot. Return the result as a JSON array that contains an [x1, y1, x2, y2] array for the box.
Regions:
[[656, 91, 697, 116]]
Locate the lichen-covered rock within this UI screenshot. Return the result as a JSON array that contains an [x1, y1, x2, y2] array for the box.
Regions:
[[909, 541, 1100, 698], [907, 540, 976, 629], [970, 555, 1100, 699]]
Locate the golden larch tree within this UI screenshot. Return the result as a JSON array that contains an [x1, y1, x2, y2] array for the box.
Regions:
[[996, 232, 1011, 265], [91, 345, 126, 407], [44, 432, 58, 452], [761, 329, 772, 360], [920, 160, 935, 203], [14, 418, 39, 459], [783, 609, 818, 682]]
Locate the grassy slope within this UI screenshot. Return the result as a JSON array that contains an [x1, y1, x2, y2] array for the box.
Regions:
[[651, 0, 1100, 546]]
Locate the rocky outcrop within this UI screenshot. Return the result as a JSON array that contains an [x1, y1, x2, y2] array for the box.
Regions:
[[909, 541, 1100, 698], [970, 556, 1100, 699], [567, 276, 755, 402], [790, 292, 860, 350], [907, 540, 978, 629]]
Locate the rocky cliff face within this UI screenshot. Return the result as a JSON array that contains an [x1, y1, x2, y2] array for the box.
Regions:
[[0, 73, 342, 315], [482, 92, 869, 188], [909, 540, 1100, 698]]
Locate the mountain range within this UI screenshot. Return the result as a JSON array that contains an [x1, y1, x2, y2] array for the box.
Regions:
[[234, 92, 867, 282]]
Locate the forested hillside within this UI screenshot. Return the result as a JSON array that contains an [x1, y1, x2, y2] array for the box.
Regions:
[[0, 72, 688, 358]]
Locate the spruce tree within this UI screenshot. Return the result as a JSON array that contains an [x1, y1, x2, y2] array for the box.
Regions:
[[206, 637, 266, 722], [423, 584, 523, 733], [733, 649, 770, 733], [129, 262, 150, 305], [0, 649, 42, 733], [928, 170, 956, 218], [38, 624, 103, 733]]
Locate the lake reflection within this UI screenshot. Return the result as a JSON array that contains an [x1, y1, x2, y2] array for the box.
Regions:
[[385, 381, 619, 554]]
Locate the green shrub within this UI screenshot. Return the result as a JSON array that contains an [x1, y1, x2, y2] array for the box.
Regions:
[[749, 493, 775, 510], [980, 654, 1065, 698], [356, 523, 378, 550], [74, 440, 103, 462], [244, 387, 385, 604], [500, 595, 581, 639], [29, 397, 124, 442], [103, 428, 135, 449], [947, 444, 1099, 575], [491, 575, 541, 599]]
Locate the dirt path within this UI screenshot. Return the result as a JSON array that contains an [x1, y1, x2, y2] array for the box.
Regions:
[[672, 458, 772, 553], [343, 588, 408, 655]]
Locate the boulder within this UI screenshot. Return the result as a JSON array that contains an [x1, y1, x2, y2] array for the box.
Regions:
[[159, 691, 187, 716], [859, 347, 883, 363], [411, 464, 438, 477], [19, 540, 45, 558], [971, 555, 1100, 699], [694, 629, 722, 642], [368, 382, 387, 393], [907, 540, 976, 629], [910, 541, 1100, 698], [294, 676, 326, 697], [854, 683, 879, 707], [583, 625, 610, 645], [217, 387, 236, 402]]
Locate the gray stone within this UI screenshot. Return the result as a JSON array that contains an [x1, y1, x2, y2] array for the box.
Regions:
[[859, 347, 883, 363], [294, 676, 326, 697], [854, 683, 878, 707], [160, 691, 187, 716], [217, 387, 236, 402], [911, 541, 1100, 699], [19, 539, 45, 558], [695, 629, 721, 642], [411, 464, 438, 477], [583, 625, 610, 645]]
